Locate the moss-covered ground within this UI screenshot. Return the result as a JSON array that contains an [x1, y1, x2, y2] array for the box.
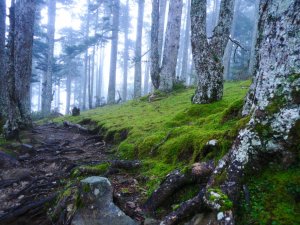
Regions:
[[238, 164, 300, 225], [53, 81, 251, 195]]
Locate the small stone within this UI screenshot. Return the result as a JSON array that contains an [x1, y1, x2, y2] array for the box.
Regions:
[[217, 212, 224, 221]]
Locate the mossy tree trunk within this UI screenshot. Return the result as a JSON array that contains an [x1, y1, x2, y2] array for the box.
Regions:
[[191, 0, 235, 104], [205, 0, 300, 223], [4, 0, 36, 139]]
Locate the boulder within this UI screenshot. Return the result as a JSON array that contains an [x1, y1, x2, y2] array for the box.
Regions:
[[72, 176, 137, 225]]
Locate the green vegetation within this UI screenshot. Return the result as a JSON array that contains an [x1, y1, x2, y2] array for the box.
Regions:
[[54, 81, 251, 193], [239, 165, 300, 225], [207, 188, 233, 211]]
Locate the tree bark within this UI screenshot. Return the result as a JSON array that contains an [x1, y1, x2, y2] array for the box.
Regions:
[[107, 0, 120, 104], [42, 0, 56, 115], [0, 0, 6, 120], [150, 0, 160, 89], [191, 0, 235, 104], [134, 0, 145, 98], [160, 0, 183, 92], [122, 0, 129, 101], [4, 0, 36, 138], [65, 60, 71, 115]]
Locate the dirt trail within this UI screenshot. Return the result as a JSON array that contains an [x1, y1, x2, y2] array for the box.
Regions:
[[0, 123, 143, 225]]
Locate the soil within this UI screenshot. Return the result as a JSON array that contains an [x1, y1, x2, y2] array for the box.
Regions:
[[0, 123, 145, 225]]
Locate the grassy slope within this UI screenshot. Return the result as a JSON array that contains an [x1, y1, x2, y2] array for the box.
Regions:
[[55, 80, 251, 193]]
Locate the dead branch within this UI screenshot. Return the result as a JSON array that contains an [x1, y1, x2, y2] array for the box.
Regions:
[[63, 121, 89, 134]]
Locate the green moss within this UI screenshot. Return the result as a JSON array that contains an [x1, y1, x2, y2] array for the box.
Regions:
[[254, 123, 273, 139], [207, 188, 233, 211], [238, 165, 300, 225], [288, 73, 300, 83], [266, 95, 287, 115]]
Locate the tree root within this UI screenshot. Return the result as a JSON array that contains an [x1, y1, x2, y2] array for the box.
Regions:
[[63, 121, 90, 133], [143, 161, 214, 212]]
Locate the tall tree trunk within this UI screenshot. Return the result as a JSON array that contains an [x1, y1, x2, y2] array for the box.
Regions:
[[247, 0, 260, 78], [191, 0, 235, 104], [122, 0, 129, 101], [150, 0, 160, 89], [223, 0, 241, 80], [65, 67, 71, 115], [107, 0, 120, 104], [98, 47, 104, 102], [144, 57, 150, 95], [180, 0, 191, 83], [160, 0, 183, 92], [91, 49, 95, 108], [4, 0, 36, 138], [0, 0, 6, 121], [158, 0, 167, 65], [88, 55, 92, 109], [82, 0, 90, 110], [134, 0, 145, 98], [42, 0, 56, 115]]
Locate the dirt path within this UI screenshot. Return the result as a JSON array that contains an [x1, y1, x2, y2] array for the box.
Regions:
[[0, 123, 144, 225]]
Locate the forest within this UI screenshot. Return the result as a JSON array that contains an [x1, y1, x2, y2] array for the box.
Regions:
[[0, 0, 299, 225]]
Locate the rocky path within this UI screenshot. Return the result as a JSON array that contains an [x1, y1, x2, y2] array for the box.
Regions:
[[0, 123, 144, 225]]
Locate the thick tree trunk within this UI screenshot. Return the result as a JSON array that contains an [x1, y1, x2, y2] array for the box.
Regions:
[[42, 0, 56, 115], [191, 0, 234, 104], [4, 1, 35, 138], [150, 0, 160, 90], [65, 64, 71, 115], [122, 0, 129, 101], [160, 0, 183, 92], [88, 55, 92, 109], [158, 0, 167, 65], [180, 0, 191, 83], [206, 1, 300, 223], [133, 0, 145, 98], [0, 0, 6, 120], [144, 59, 150, 95], [107, 0, 120, 104]]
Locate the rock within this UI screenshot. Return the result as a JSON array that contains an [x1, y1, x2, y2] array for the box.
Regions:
[[72, 176, 137, 225]]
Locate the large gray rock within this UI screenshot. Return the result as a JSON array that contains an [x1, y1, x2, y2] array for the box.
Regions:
[[72, 176, 137, 225]]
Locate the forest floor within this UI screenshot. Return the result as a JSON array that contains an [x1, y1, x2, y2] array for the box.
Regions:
[[0, 123, 145, 225]]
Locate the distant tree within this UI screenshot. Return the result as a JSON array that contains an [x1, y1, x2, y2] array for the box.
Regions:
[[159, 0, 183, 92], [150, 0, 160, 89], [4, 0, 36, 138], [107, 0, 120, 104], [122, 0, 130, 101], [191, 0, 235, 104], [0, 0, 6, 121], [133, 0, 145, 98], [41, 0, 56, 115]]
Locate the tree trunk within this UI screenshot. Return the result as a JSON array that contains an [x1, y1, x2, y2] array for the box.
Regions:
[[180, 0, 191, 83], [159, 0, 183, 92], [0, 0, 6, 120], [223, 0, 241, 81], [158, 0, 167, 65], [4, 0, 35, 138], [98, 47, 104, 102], [42, 0, 56, 115], [191, 0, 234, 104], [65, 64, 71, 115], [107, 0, 120, 104], [150, 0, 160, 90], [206, 1, 300, 223], [134, 0, 145, 98], [247, 0, 260, 78], [122, 0, 129, 101], [82, 0, 90, 110]]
